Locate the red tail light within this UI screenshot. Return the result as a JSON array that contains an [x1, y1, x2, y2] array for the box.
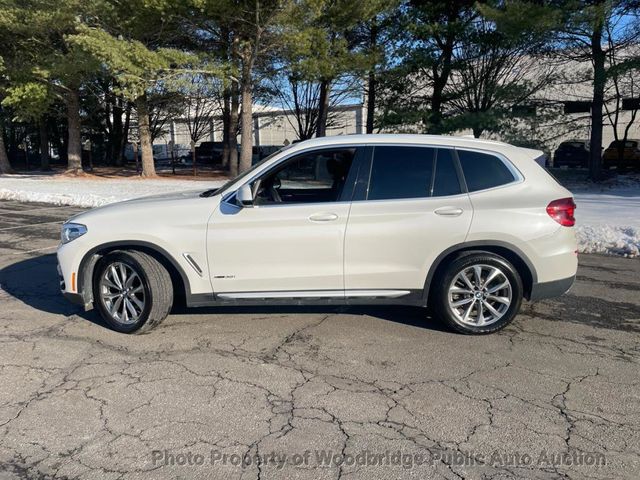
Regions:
[[547, 198, 576, 227]]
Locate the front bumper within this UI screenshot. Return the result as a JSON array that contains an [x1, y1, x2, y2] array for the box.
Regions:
[[62, 291, 86, 306], [58, 259, 90, 309]]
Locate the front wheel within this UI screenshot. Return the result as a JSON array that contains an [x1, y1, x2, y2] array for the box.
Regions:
[[93, 250, 173, 333], [433, 252, 523, 334]]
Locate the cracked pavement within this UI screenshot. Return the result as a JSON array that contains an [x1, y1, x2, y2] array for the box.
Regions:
[[0, 199, 638, 479]]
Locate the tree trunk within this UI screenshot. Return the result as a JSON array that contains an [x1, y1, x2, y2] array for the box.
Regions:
[[589, 8, 606, 182], [111, 97, 123, 165], [239, 73, 253, 174], [118, 102, 131, 167], [39, 121, 50, 170], [0, 125, 12, 174], [430, 27, 455, 134], [316, 80, 331, 137], [366, 70, 376, 134], [66, 88, 83, 173], [222, 89, 231, 168], [366, 21, 378, 134], [136, 94, 156, 177], [228, 81, 240, 177]]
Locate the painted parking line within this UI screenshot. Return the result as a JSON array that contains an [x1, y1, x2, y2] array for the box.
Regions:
[[10, 245, 58, 255], [0, 221, 64, 231], [0, 204, 79, 215]]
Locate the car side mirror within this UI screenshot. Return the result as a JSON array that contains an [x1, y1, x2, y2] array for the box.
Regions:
[[236, 184, 255, 207]]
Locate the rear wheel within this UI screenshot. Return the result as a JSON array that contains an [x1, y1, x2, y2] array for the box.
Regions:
[[93, 250, 173, 333], [433, 252, 523, 334]]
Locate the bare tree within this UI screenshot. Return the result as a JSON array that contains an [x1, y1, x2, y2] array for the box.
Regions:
[[603, 36, 640, 163], [147, 91, 185, 144], [446, 19, 556, 138], [548, 0, 640, 180], [271, 74, 360, 140], [180, 74, 218, 148]]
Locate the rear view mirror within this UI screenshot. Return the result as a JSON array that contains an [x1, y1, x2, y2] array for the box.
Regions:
[[236, 184, 254, 207]]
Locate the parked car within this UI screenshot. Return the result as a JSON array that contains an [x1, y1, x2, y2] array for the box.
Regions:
[[602, 140, 640, 170], [123, 143, 141, 162], [252, 145, 284, 165], [58, 135, 578, 335], [552, 140, 590, 168], [195, 141, 224, 164]]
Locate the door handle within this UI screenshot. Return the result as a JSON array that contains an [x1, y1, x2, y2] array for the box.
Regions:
[[434, 207, 463, 217], [308, 213, 338, 222]]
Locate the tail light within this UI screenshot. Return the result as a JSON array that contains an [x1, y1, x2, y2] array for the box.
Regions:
[[547, 198, 576, 227]]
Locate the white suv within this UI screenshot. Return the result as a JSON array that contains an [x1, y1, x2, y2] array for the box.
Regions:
[[57, 135, 578, 334]]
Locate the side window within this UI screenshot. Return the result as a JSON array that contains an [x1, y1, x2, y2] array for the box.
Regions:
[[368, 146, 435, 200], [433, 149, 462, 197], [253, 148, 355, 204], [458, 150, 516, 192]]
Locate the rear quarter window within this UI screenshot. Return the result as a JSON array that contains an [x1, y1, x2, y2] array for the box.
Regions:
[[457, 150, 517, 192]]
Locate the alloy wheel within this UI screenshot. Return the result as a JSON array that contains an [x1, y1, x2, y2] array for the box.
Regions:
[[447, 264, 512, 327], [99, 262, 146, 324]]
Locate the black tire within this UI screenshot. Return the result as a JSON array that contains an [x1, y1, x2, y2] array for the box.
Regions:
[[93, 250, 173, 334], [432, 251, 523, 335]]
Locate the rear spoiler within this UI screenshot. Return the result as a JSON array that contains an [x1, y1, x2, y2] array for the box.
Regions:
[[519, 147, 547, 167]]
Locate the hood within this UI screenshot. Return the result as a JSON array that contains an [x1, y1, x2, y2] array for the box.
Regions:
[[66, 189, 220, 225]]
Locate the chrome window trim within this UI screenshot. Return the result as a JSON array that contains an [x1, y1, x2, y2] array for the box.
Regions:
[[223, 142, 525, 206], [454, 146, 525, 193]]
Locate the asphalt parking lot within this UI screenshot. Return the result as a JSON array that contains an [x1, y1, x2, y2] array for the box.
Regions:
[[0, 199, 638, 480]]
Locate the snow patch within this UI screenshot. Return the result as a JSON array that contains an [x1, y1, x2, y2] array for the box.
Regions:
[[0, 174, 223, 208], [576, 225, 640, 258]]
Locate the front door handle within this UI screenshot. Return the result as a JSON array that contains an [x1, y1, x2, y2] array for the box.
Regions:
[[434, 207, 463, 217], [309, 213, 338, 222]]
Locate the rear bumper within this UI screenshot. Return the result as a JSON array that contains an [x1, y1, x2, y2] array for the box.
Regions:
[[529, 275, 575, 301]]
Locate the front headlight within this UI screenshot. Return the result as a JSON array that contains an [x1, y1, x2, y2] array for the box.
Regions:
[[61, 223, 87, 244]]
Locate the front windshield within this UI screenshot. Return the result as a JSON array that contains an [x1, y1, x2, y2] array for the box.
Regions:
[[202, 145, 293, 197]]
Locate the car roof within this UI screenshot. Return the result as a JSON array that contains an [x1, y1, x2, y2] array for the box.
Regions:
[[289, 134, 508, 149], [284, 134, 543, 161]]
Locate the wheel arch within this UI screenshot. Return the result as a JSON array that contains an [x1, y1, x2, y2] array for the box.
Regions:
[[423, 241, 537, 304], [77, 241, 190, 308]]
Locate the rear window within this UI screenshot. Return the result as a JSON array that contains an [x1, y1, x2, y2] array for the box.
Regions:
[[368, 146, 435, 200], [560, 142, 585, 149], [609, 141, 637, 148], [458, 150, 516, 192], [366, 146, 462, 200]]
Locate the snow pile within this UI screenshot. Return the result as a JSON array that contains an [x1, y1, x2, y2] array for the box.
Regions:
[[576, 225, 640, 257], [0, 174, 223, 208], [572, 174, 640, 257]]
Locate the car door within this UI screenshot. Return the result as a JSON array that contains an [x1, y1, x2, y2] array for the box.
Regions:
[[344, 145, 473, 295], [207, 146, 362, 297]]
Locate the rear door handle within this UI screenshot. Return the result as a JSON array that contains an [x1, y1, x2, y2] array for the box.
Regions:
[[434, 207, 463, 217], [308, 213, 338, 222]]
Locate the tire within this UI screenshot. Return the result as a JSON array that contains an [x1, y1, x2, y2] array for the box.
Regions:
[[432, 251, 523, 335], [93, 250, 173, 334]]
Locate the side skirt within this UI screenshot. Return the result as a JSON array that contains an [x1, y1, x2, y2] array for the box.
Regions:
[[185, 290, 426, 308]]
